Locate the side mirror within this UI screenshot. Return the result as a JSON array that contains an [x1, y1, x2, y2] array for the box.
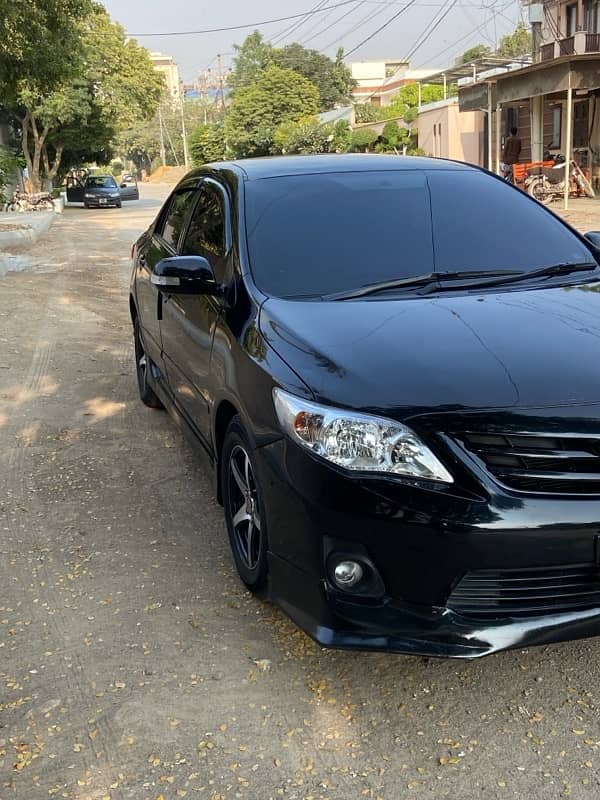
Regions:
[[120, 183, 127, 189], [151, 255, 220, 295], [585, 231, 600, 249]]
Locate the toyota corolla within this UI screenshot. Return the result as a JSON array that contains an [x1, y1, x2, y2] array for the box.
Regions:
[[129, 154, 600, 657]]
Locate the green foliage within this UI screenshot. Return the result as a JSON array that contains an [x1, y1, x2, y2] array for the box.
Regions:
[[455, 44, 492, 65], [229, 31, 274, 91], [0, 145, 23, 205], [355, 103, 380, 123], [272, 44, 355, 111], [110, 160, 123, 176], [497, 22, 532, 58], [332, 120, 353, 153], [351, 127, 378, 152], [273, 116, 334, 155], [381, 121, 401, 147], [225, 65, 320, 158], [189, 123, 226, 165], [10, 2, 164, 189], [0, 0, 92, 98], [229, 33, 354, 111]]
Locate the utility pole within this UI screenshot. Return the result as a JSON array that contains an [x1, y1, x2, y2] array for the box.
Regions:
[[217, 53, 226, 110], [158, 105, 166, 166], [178, 84, 190, 170]]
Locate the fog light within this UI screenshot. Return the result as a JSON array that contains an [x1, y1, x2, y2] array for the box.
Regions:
[[333, 560, 364, 588]]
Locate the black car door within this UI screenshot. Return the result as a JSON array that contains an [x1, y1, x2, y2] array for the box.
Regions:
[[119, 177, 139, 201], [159, 179, 231, 448], [66, 175, 85, 203], [135, 185, 198, 373]]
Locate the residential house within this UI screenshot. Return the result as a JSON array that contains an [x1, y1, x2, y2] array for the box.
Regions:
[[418, 97, 484, 163], [350, 59, 439, 106], [150, 52, 181, 102], [458, 2, 600, 197]]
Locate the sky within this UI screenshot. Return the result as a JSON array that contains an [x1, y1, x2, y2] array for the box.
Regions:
[[101, 0, 525, 83]]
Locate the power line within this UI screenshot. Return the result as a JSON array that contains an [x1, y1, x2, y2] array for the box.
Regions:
[[300, 0, 369, 46], [270, 0, 330, 46], [319, 0, 397, 51], [413, 0, 514, 66], [129, 1, 359, 37], [344, 0, 419, 57], [403, 0, 460, 61]]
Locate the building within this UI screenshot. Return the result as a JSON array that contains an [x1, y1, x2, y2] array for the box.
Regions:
[[418, 98, 484, 163], [150, 52, 181, 101], [457, 3, 600, 200], [349, 60, 439, 106]]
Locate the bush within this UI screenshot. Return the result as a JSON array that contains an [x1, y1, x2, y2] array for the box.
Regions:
[[351, 127, 378, 152]]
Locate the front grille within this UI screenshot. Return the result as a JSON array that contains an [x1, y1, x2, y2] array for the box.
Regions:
[[447, 565, 600, 619], [459, 432, 600, 495]]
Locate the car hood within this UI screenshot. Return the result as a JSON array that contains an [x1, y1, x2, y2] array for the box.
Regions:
[[259, 284, 600, 416]]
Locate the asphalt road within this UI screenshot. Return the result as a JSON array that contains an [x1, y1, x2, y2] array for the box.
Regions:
[[1, 185, 600, 800]]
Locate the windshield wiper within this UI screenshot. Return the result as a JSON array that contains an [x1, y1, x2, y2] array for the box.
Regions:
[[458, 261, 599, 290], [325, 270, 523, 301]]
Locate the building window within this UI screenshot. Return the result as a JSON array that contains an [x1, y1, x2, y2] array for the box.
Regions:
[[505, 106, 519, 135], [550, 105, 562, 148], [566, 3, 578, 35], [573, 100, 589, 147]]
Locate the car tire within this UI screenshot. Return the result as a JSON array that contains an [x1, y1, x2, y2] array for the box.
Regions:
[[84, 203, 89, 209], [222, 417, 269, 593], [116, 202, 122, 208], [134, 319, 163, 409]]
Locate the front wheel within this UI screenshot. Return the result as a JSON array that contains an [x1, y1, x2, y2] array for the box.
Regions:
[[222, 418, 269, 593], [134, 319, 163, 408], [528, 176, 553, 205]]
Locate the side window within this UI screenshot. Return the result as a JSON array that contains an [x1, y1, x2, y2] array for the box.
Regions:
[[157, 189, 196, 250], [181, 183, 227, 277]]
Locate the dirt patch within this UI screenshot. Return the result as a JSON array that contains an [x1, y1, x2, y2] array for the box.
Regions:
[[0, 222, 32, 231]]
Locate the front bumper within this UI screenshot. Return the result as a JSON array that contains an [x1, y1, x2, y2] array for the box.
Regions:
[[256, 438, 600, 658], [85, 196, 120, 207]]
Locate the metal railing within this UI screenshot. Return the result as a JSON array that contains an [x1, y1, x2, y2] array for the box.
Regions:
[[586, 33, 600, 52], [540, 42, 555, 61], [559, 35, 575, 55]]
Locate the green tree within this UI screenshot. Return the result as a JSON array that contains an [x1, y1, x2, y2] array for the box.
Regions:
[[229, 31, 274, 90], [12, 3, 163, 189], [0, 0, 92, 98], [273, 116, 334, 155], [225, 65, 320, 158], [332, 119, 353, 153], [272, 44, 354, 111], [455, 44, 492, 65], [189, 123, 226, 165], [497, 22, 532, 58], [381, 120, 401, 148], [351, 127, 378, 152]]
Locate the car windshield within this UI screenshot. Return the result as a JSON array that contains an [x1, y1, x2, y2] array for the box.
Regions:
[[86, 176, 117, 189], [244, 169, 595, 298]]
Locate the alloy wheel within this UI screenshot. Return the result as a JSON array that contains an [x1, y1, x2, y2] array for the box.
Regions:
[[227, 444, 262, 570]]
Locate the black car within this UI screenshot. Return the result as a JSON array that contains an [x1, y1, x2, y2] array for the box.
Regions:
[[129, 154, 600, 658], [83, 175, 122, 208]]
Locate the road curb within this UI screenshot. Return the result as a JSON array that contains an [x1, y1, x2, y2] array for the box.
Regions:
[[0, 211, 55, 252]]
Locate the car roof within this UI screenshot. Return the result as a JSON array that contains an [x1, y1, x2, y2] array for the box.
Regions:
[[189, 154, 476, 181]]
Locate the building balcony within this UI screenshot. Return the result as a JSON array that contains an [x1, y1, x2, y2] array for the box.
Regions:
[[540, 31, 600, 61]]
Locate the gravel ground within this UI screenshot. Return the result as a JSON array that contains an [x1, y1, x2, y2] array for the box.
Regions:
[[1, 186, 600, 800]]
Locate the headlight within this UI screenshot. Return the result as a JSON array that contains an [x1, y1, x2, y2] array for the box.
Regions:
[[273, 389, 453, 483], [110, 192, 120, 198], [84, 193, 95, 198]]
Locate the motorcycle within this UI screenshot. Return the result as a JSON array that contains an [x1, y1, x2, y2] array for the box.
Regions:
[[525, 155, 595, 205], [4, 190, 55, 212]]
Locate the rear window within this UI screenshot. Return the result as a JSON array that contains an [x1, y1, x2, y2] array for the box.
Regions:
[[244, 169, 592, 298]]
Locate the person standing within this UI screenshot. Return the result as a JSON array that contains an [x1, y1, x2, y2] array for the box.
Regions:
[[501, 127, 522, 183]]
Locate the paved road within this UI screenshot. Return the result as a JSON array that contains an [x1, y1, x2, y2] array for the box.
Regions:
[[1, 185, 600, 800]]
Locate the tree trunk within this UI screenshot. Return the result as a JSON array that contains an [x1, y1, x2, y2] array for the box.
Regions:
[[42, 143, 64, 186], [21, 111, 49, 191]]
